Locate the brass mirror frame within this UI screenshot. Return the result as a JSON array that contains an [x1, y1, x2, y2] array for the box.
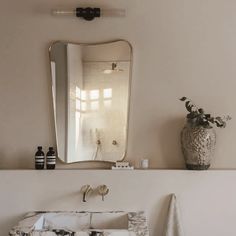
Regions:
[[48, 39, 133, 164]]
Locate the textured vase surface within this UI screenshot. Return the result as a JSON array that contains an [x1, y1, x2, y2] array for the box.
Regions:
[[181, 123, 216, 170]]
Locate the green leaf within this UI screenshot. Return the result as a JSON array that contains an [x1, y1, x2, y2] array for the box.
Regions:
[[226, 115, 232, 120], [185, 101, 192, 112], [208, 117, 215, 123], [198, 108, 204, 114], [215, 120, 224, 127], [215, 117, 223, 123], [180, 97, 187, 101]]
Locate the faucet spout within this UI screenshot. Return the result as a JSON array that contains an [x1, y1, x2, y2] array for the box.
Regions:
[[83, 192, 87, 202], [81, 185, 93, 202]]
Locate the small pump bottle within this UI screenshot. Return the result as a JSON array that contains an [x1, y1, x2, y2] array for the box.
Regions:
[[46, 147, 56, 169], [35, 146, 45, 169]]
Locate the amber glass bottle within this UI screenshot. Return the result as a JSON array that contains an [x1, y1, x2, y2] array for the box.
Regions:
[[46, 147, 56, 169], [35, 146, 45, 169]]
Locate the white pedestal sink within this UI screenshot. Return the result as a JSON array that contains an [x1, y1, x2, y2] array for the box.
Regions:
[[9, 211, 149, 236]]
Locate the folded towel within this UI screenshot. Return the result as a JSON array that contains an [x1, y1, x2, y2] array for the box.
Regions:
[[163, 194, 184, 236]]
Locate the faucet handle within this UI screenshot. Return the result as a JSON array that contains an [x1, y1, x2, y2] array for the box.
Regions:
[[98, 185, 109, 201], [81, 185, 93, 202]]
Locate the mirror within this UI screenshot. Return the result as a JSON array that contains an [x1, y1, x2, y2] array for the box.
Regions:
[[49, 40, 132, 163]]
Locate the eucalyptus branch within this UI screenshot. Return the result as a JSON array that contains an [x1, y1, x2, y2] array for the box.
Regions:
[[180, 97, 231, 128]]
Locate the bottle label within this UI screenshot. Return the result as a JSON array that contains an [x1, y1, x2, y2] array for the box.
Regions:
[[35, 156, 45, 163], [47, 156, 56, 164]]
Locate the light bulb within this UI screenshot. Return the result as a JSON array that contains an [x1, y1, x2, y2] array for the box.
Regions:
[[51, 8, 126, 19], [103, 69, 113, 74], [51, 9, 76, 16], [100, 9, 126, 17]]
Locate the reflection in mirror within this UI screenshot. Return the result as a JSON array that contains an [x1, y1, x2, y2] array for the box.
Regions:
[[49, 41, 132, 163]]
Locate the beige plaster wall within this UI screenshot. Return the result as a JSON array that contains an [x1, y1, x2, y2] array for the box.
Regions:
[[0, 0, 235, 169], [1, 2, 236, 235], [1, 170, 236, 236]]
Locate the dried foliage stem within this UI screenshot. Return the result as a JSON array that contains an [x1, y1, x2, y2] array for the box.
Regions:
[[180, 97, 231, 128]]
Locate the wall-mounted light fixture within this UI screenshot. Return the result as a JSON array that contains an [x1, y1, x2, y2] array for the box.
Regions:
[[52, 7, 126, 21], [103, 63, 124, 74]]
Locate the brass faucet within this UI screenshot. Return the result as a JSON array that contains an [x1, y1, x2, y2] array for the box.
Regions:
[[81, 185, 93, 202], [97, 185, 109, 201]]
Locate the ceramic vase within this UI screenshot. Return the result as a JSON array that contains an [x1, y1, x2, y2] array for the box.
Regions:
[[181, 123, 216, 170]]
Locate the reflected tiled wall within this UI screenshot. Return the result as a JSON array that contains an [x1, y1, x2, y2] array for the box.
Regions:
[[80, 62, 130, 161]]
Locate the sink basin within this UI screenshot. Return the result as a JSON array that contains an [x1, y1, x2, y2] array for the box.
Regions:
[[9, 211, 149, 236]]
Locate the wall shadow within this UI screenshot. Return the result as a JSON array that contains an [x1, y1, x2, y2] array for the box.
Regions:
[[158, 117, 185, 168]]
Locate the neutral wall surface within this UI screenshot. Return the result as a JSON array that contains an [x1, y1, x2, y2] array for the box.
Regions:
[[0, 0, 235, 169], [1, 170, 236, 236], [1, 1, 236, 236]]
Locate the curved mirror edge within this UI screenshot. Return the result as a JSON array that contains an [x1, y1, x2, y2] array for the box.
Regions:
[[49, 40, 133, 164]]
